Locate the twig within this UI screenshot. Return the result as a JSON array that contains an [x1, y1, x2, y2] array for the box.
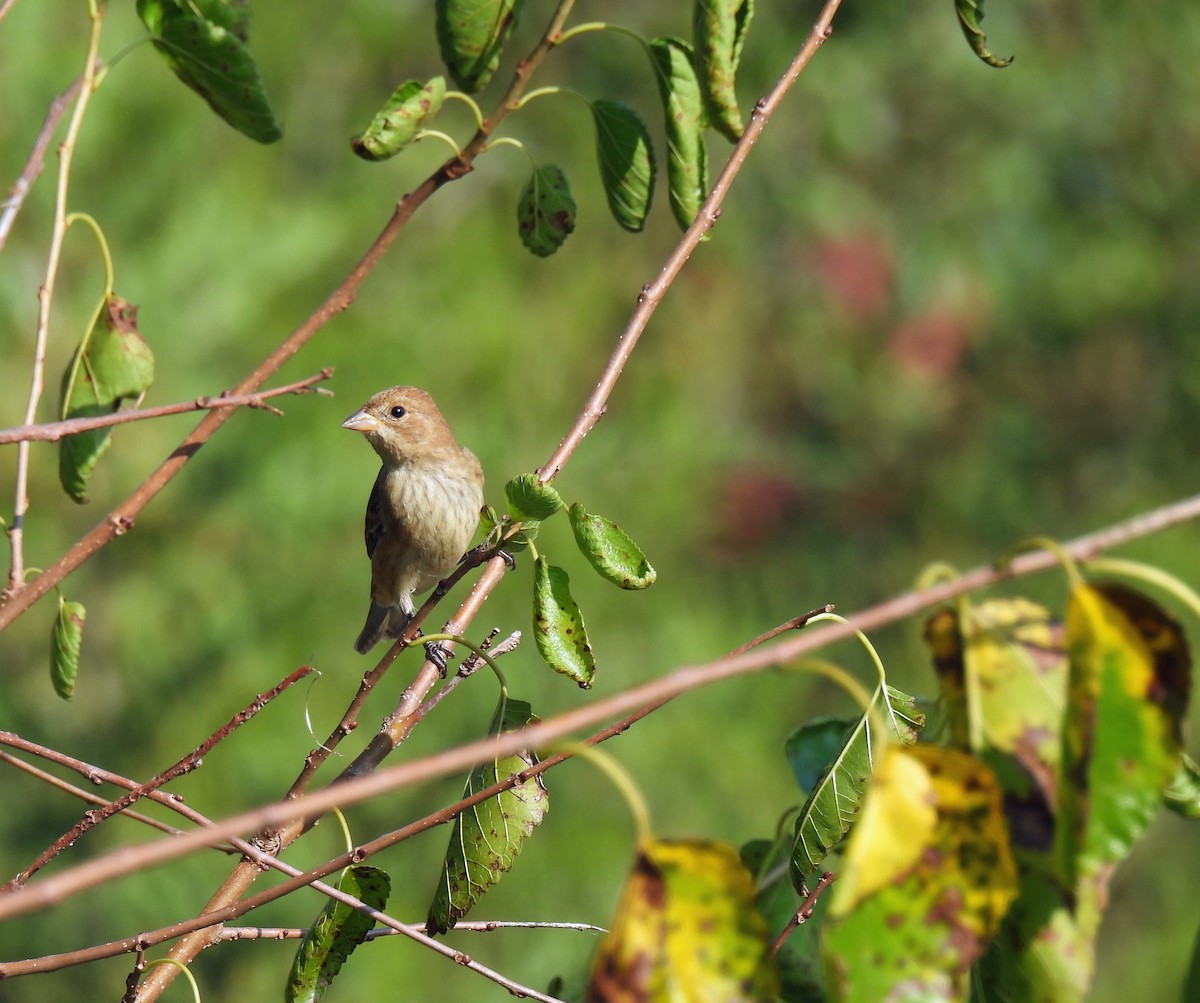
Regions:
[[4, 486, 1198, 927], [771, 872, 836, 954], [0, 751, 182, 838], [219, 920, 605, 941], [3, 666, 314, 891], [0, 370, 334, 444], [8, 7, 105, 593], [0, 78, 82, 253]]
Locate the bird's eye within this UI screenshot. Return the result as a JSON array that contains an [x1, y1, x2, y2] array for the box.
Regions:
[[389, 406, 407, 419]]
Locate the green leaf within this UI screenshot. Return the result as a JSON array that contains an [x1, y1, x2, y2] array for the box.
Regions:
[[532, 557, 595, 687], [285, 865, 391, 1003], [788, 685, 923, 890], [435, 0, 524, 93], [693, 0, 754, 142], [955, 0, 1014, 68], [135, 0, 283, 143], [1056, 582, 1191, 935], [505, 473, 563, 521], [823, 747, 1018, 1002], [591, 99, 656, 233], [1164, 752, 1200, 819], [567, 502, 656, 590], [588, 839, 779, 1001], [516, 163, 577, 257], [649, 37, 709, 232], [50, 597, 85, 700], [784, 717, 854, 797], [350, 77, 446, 161], [59, 295, 155, 504], [427, 700, 549, 934]]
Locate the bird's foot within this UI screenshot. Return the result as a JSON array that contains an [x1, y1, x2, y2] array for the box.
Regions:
[[425, 639, 450, 677]]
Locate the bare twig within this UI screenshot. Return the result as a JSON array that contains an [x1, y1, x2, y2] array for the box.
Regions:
[[3, 486, 1198, 929], [3, 666, 315, 891], [771, 871, 836, 954], [0, 78, 81, 253], [0, 370, 334, 445], [8, 8, 105, 592], [219, 920, 605, 941]]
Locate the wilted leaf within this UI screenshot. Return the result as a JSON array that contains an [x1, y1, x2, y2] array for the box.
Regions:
[[955, 0, 1014, 68], [136, 0, 283, 142], [505, 473, 563, 521], [532, 558, 595, 687], [788, 685, 923, 889], [435, 0, 524, 93], [567, 502, 656, 590], [427, 700, 548, 934], [649, 36, 709, 232], [285, 866, 391, 1003], [589, 839, 778, 1002], [516, 163, 577, 257], [351, 77, 446, 161], [50, 598, 86, 700], [1056, 581, 1191, 933], [693, 0, 754, 142], [591, 99, 656, 233], [59, 295, 155, 504], [824, 747, 1018, 1003]]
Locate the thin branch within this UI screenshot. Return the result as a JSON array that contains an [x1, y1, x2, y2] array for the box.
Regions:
[[4, 487, 1198, 929], [8, 8, 105, 591], [0, 370, 334, 445], [218, 920, 606, 942], [3, 666, 314, 891], [771, 871, 836, 954], [0, 78, 81, 253]]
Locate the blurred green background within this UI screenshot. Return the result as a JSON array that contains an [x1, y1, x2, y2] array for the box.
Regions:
[[2, 1, 1199, 999]]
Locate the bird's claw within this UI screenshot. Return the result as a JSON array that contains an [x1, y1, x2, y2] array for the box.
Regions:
[[425, 640, 450, 677], [498, 548, 516, 570]]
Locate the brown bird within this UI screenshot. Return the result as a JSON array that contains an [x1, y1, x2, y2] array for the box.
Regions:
[[342, 386, 484, 655]]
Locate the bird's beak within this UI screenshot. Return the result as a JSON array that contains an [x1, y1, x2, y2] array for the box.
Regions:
[[342, 408, 380, 433]]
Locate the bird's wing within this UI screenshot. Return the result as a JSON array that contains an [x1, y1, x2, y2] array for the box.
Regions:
[[364, 468, 387, 559]]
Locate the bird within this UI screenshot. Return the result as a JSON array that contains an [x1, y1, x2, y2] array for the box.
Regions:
[[342, 386, 484, 656]]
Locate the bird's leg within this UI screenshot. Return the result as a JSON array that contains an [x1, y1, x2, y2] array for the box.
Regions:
[[424, 638, 451, 677]]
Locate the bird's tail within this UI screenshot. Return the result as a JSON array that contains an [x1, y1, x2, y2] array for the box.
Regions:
[[353, 604, 413, 654]]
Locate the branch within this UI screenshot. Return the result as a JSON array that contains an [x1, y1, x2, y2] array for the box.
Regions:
[[0, 370, 334, 444], [5, 487, 1198, 927]]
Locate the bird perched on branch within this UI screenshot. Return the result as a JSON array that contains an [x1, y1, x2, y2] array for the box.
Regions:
[[342, 386, 484, 655]]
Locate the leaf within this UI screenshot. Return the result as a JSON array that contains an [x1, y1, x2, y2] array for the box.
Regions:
[[784, 717, 853, 797], [532, 558, 595, 687], [285, 865, 391, 1003], [693, 0, 754, 142], [567, 502, 656, 590], [135, 0, 283, 143], [505, 472, 563, 521], [59, 295, 155, 504], [435, 0, 524, 93], [955, 0, 1014, 69], [649, 37, 709, 232], [788, 685, 924, 889], [824, 747, 1018, 1003], [588, 839, 778, 1002], [1056, 582, 1191, 934], [591, 99, 656, 233], [350, 77, 446, 161], [50, 597, 85, 700], [516, 163, 577, 257], [427, 700, 548, 934], [1164, 752, 1200, 819]]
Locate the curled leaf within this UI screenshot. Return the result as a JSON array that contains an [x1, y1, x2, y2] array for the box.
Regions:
[[650, 36, 709, 232], [50, 598, 86, 700], [351, 77, 446, 161], [532, 557, 595, 687], [955, 0, 1014, 68], [285, 865, 391, 1003], [135, 0, 283, 143], [59, 295, 155, 504], [516, 163, 577, 256], [435, 0, 524, 93], [693, 0, 754, 142], [427, 700, 548, 933], [591, 99, 656, 233], [567, 502, 656, 590], [505, 473, 563, 521]]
